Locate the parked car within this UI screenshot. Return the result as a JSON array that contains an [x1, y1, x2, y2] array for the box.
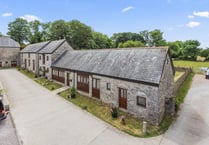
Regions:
[[0, 96, 7, 121]]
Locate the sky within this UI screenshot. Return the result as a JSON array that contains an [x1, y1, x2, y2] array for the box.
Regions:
[[0, 0, 209, 48]]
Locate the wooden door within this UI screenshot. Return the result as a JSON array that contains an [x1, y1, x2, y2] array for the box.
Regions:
[[77, 72, 89, 93], [92, 78, 100, 99], [119, 88, 127, 109]]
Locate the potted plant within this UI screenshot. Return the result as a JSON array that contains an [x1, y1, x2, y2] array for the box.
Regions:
[[70, 87, 77, 99], [110, 106, 118, 118]]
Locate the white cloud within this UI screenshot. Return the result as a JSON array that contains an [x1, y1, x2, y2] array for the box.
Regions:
[[20, 14, 41, 22], [121, 6, 134, 13], [167, 0, 172, 3], [1, 12, 13, 17], [193, 11, 209, 18], [186, 21, 200, 28], [188, 15, 194, 19]]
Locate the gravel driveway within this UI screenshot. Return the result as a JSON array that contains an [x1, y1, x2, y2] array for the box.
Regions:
[[0, 69, 209, 145]]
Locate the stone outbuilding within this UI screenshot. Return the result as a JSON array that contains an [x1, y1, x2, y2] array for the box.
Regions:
[[51, 47, 175, 125], [0, 36, 20, 67], [20, 39, 73, 78]]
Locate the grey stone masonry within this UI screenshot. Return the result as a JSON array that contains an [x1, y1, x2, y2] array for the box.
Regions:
[[51, 48, 175, 125]]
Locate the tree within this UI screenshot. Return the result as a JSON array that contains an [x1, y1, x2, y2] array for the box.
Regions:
[[49, 20, 70, 40], [68, 20, 94, 49], [200, 48, 209, 60], [149, 29, 166, 46], [111, 32, 145, 48], [29, 20, 43, 44], [182, 40, 200, 60], [41, 22, 51, 42], [118, 40, 145, 48], [92, 32, 113, 49], [168, 41, 183, 58], [0, 32, 2, 37], [7, 18, 30, 44], [139, 30, 150, 46]]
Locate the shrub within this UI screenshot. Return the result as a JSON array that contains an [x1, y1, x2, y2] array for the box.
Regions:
[[70, 87, 77, 99], [110, 106, 118, 118]]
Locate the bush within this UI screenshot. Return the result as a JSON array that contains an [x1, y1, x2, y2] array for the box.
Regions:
[[110, 106, 118, 118], [70, 87, 77, 99]]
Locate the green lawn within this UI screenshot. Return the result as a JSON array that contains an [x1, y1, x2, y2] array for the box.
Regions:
[[35, 78, 62, 90], [18, 68, 36, 78], [58, 90, 173, 137], [173, 60, 209, 73]]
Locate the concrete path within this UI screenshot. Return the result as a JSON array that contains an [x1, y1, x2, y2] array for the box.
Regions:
[[0, 69, 209, 145], [160, 74, 209, 145]]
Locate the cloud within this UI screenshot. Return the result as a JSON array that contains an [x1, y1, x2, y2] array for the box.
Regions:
[[186, 21, 200, 28], [121, 6, 134, 13], [188, 15, 194, 19], [167, 0, 172, 3], [20, 14, 41, 22], [1, 12, 13, 17], [193, 11, 209, 18]]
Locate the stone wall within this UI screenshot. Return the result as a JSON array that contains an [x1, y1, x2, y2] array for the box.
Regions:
[[39, 54, 52, 78], [173, 67, 192, 96], [21, 53, 37, 74], [158, 55, 175, 121], [0, 47, 20, 67], [55, 69, 165, 125]]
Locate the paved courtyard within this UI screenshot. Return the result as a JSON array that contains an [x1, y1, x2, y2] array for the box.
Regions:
[[0, 115, 19, 145], [0, 69, 209, 145]]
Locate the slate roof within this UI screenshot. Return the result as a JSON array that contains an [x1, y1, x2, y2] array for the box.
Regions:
[[39, 39, 72, 54], [21, 41, 50, 53], [0, 36, 20, 48], [52, 48, 172, 85]]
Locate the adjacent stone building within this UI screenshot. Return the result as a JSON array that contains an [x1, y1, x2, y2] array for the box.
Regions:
[[0, 36, 20, 67], [20, 39, 73, 78], [51, 48, 175, 125], [38, 39, 73, 79]]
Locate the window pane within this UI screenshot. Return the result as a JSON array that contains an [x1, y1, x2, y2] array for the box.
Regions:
[[137, 96, 146, 107]]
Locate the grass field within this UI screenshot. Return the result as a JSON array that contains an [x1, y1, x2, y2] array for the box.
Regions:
[[173, 60, 209, 73]]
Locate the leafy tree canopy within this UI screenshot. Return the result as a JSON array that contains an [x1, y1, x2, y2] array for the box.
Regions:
[[7, 18, 30, 45], [118, 40, 145, 48]]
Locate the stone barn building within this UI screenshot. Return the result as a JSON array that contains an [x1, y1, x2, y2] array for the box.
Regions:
[[20, 39, 73, 77], [51, 48, 175, 125], [0, 36, 20, 67]]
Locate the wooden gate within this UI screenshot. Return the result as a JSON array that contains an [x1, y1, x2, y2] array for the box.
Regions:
[[118, 88, 127, 109]]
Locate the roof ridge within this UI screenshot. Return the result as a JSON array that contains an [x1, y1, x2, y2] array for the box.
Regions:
[[72, 47, 169, 52]]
